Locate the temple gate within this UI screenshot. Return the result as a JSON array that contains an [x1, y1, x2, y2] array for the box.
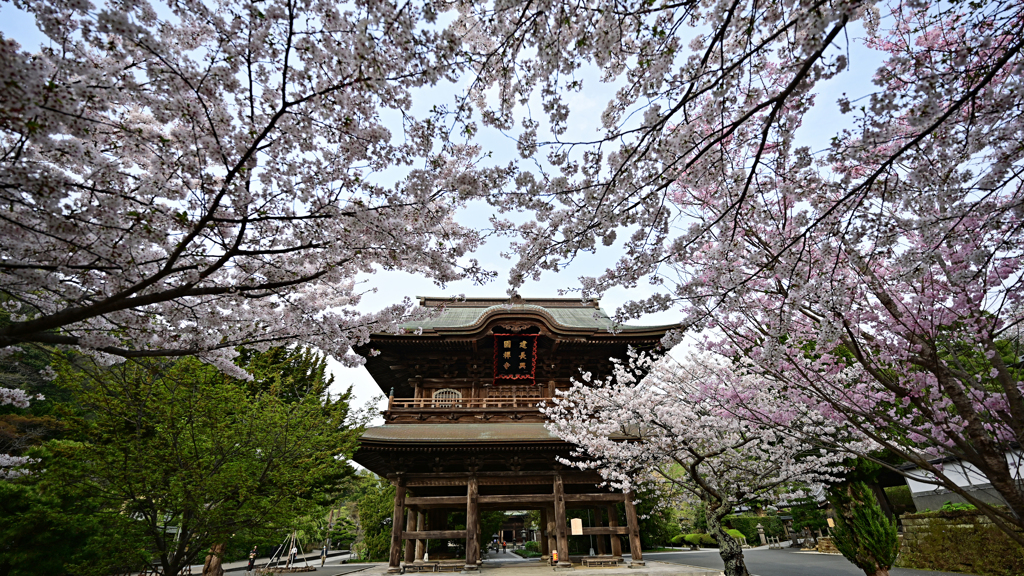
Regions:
[[353, 296, 672, 572]]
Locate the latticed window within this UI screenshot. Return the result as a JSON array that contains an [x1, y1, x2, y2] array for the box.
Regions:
[[432, 388, 462, 407]]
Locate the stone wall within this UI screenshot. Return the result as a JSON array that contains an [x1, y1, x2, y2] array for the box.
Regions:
[[897, 510, 1024, 576], [815, 536, 840, 554]]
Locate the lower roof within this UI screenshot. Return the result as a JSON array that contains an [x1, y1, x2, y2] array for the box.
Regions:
[[359, 423, 563, 443]]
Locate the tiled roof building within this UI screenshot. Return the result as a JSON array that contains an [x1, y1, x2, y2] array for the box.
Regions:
[[353, 296, 673, 572]]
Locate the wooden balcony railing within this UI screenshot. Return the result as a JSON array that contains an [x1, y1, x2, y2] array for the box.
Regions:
[[387, 397, 551, 410]]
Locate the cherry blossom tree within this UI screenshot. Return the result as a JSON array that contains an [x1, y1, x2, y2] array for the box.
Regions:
[[0, 0, 505, 377], [0, 386, 39, 477], [460, 0, 1024, 542], [544, 352, 853, 576]]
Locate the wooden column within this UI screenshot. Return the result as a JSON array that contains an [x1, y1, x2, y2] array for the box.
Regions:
[[553, 474, 571, 567], [540, 507, 550, 559], [592, 508, 607, 556], [476, 510, 484, 566], [414, 510, 426, 563], [464, 476, 480, 572], [404, 508, 417, 563], [606, 505, 622, 559], [546, 505, 557, 564], [623, 492, 644, 566], [388, 478, 407, 573]]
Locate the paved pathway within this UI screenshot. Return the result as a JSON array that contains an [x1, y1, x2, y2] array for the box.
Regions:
[[187, 550, 356, 574], [183, 546, 981, 576], [346, 559, 720, 576], [647, 546, 979, 576], [482, 549, 531, 562]]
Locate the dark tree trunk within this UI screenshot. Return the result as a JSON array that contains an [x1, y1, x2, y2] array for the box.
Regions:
[[706, 503, 749, 576], [203, 543, 226, 576]]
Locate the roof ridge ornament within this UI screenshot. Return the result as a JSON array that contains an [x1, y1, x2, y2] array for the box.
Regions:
[[496, 321, 534, 333]]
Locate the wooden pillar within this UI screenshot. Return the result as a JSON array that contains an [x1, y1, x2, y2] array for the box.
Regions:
[[623, 492, 644, 567], [546, 505, 557, 564], [540, 508, 550, 559], [476, 510, 484, 566], [404, 508, 417, 563], [388, 478, 407, 573], [465, 476, 480, 572], [606, 505, 622, 559], [592, 508, 607, 556], [414, 510, 426, 563], [553, 474, 571, 568]]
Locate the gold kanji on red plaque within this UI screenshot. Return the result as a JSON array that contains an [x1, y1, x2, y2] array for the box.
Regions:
[[493, 334, 537, 383]]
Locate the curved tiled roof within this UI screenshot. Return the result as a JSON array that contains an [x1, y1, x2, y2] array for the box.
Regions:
[[399, 297, 671, 334]]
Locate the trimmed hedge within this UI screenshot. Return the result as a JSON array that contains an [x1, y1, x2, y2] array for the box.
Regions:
[[896, 510, 1024, 576], [724, 515, 785, 543], [683, 534, 717, 548], [518, 550, 544, 558], [882, 485, 916, 517]]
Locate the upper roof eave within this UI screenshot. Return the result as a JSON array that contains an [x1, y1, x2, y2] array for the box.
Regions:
[[388, 297, 676, 340]]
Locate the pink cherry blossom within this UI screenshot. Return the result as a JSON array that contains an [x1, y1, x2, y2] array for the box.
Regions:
[[462, 0, 1024, 544], [544, 351, 859, 576]]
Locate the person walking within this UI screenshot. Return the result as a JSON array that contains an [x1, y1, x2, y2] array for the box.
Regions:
[[246, 546, 258, 573], [288, 544, 298, 567], [501, 541, 506, 554]]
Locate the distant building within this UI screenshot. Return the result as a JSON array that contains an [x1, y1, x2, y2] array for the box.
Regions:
[[901, 451, 1022, 511]]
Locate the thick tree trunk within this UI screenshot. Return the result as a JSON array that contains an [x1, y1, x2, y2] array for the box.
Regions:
[[706, 504, 749, 576], [203, 543, 226, 576]]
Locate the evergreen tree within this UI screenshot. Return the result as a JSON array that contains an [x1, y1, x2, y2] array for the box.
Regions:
[[355, 475, 396, 562], [828, 481, 899, 576], [0, 348, 360, 575]]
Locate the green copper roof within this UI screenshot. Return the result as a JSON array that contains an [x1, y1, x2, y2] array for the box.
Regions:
[[399, 297, 670, 333]]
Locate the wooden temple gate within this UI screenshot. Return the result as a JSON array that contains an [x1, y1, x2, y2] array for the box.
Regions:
[[353, 297, 671, 572], [385, 474, 645, 572]]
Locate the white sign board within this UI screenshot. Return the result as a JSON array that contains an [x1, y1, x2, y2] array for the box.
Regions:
[[570, 518, 584, 536]]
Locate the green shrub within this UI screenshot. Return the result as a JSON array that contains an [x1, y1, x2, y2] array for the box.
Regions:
[[683, 534, 717, 548], [517, 550, 544, 558], [725, 529, 746, 542], [940, 501, 977, 512], [790, 502, 828, 532], [723, 515, 786, 543], [882, 485, 916, 517], [670, 534, 684, 545], [523, 541, 540, 552]]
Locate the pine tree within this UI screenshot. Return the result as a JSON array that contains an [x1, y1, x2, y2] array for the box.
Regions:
[[828, 481, 900, 576], [356, 475, 397, 562]]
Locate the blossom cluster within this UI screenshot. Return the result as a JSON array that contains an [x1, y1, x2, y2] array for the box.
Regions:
[[543, 351, 857, 509], [0, 0, 507, 373], [459, 0, 1024, 539]]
